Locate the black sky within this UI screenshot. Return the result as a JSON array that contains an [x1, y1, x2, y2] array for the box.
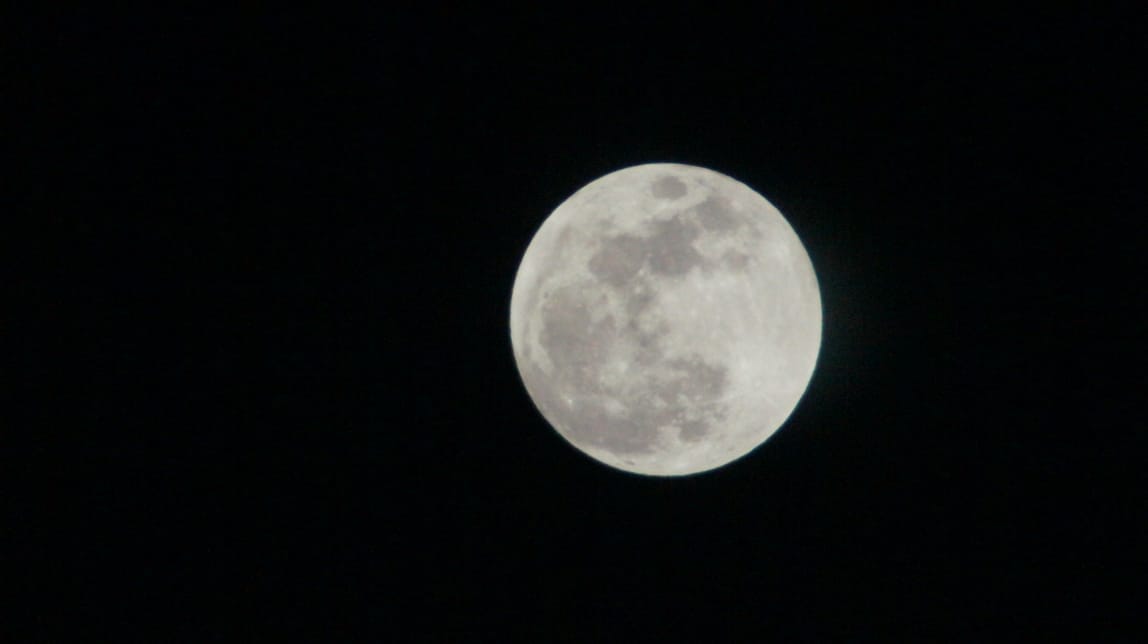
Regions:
[[11, 5, 1143, 641]]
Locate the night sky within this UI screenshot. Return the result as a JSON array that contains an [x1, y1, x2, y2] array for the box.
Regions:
[[12, 5, 1142, 640]]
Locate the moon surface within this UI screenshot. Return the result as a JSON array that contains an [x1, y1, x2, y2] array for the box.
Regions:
[[510, 163, 821, 476]]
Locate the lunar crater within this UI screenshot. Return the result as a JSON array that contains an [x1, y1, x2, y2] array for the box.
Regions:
[[587, 233, 646, 287], [692, 195, 747, 233], [651, 175, 687, 200]]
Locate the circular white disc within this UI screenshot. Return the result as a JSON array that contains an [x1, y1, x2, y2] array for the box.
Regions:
[[510, 163, 821, 476]]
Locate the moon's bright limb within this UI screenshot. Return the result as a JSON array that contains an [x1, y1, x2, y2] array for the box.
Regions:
[[510, 163, 821, 476]]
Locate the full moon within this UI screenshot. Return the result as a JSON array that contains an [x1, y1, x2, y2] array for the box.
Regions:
[[510, 163, 821, 476]]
